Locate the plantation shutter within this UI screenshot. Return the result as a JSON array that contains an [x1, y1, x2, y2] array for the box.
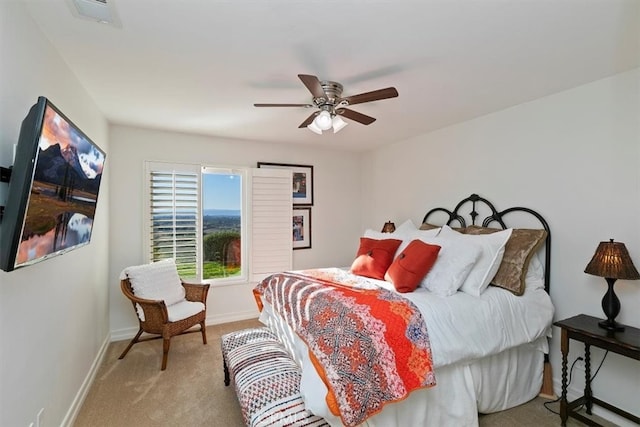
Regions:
[[147, 165, 199, 278], [250, 168, 292, 282]]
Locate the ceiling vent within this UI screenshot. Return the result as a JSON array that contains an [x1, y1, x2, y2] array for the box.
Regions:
[[66, 0, 122, 27]]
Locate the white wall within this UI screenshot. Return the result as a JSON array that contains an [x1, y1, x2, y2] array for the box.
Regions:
[[362, 69, 640, 423], [108, 125, 362, 338], [0, 2, 110, 427]]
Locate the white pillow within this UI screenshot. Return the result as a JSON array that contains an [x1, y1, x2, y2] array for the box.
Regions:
[[525, 252, 545, 291], [394, 219, 418, 234], [125, 258, 186, 306], [363, 229, 393, 240], [364, 219, 418, 239], [421, 235, 482, 296], [397, 227, 441, 256], [439, 225, 513, 297]]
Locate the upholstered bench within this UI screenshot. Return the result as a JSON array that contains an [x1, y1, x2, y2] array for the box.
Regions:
[[221, 327, 328, 427]]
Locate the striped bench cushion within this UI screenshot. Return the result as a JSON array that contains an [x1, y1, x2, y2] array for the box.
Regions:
[[222, 327, 279, 352], [221, 327, 328, 427]]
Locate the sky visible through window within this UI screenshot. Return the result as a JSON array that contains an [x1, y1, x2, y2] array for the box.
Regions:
[[202, 172, 241, 212]]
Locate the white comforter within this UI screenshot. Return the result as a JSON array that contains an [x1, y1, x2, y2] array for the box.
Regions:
[[398, 280, 554, 367], [258, 268, 554, 426]]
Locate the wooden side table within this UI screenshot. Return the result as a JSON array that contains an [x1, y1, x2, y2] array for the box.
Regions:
[[554, 314, 640, 426]]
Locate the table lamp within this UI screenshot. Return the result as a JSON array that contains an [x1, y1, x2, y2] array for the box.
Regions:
[[584, 239, 640, 331], [381, 221, 396, 233]]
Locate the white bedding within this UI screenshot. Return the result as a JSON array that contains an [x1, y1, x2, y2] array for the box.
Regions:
[[397, 280, 553, 367], [257, 268, 554, 426], [302, 338, 546, 427]]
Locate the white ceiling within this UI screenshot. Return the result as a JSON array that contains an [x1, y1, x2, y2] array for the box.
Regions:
[[23, 0, 640, 152]]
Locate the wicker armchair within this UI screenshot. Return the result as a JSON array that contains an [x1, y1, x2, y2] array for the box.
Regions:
[[118, 259, 210, 370]]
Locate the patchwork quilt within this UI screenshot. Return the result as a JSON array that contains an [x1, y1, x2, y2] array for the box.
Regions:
[[253, 268, 436, 427]]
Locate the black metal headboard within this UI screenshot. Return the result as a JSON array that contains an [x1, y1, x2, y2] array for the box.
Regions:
[[422, 193, 551, 293]]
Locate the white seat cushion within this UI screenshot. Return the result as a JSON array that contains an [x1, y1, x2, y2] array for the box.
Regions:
[[135, 299, 205, 322], [124, 259, 186, 306], [166, 300, 205, 322]]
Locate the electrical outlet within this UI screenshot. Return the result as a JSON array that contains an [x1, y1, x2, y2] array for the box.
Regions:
[[0, 166, 11, 182], [575, 357, 585, 371], [36, 408, 44, 427]]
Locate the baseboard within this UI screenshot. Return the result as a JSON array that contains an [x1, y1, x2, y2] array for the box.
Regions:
[[552, 377, 638, 427], [60, 331, 111, 427], [206, 309, 259, 326], [110, 325, 140, 342], [110, 309, 259, 342]]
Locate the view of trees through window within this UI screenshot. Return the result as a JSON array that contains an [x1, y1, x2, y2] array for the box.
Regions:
[[202, 170, 242, 280]]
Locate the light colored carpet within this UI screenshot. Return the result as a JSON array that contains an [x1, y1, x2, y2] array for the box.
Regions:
[[74, 318, 604, 426]]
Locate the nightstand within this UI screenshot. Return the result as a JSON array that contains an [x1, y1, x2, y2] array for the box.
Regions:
[[554, 314, 640, 426]]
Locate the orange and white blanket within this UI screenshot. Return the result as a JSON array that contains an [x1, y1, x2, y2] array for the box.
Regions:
[[253, 269, 436, 427]]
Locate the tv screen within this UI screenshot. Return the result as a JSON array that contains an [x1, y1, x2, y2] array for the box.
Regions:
[[0, 96, 106, 272]]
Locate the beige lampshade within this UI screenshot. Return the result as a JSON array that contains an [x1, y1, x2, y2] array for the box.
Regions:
[[381, 221, 396, 233], [584, 239, 640, 280]]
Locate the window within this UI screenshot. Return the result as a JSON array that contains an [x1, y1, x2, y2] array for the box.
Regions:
[[145, 161, 292, 284], [202, 167, 244, 282]]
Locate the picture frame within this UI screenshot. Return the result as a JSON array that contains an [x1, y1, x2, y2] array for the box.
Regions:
[[257, 162, 313, 206], [292, 207, 312, 250]]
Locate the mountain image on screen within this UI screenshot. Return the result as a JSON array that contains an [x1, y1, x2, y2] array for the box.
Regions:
[[35, 143, 102, 194]]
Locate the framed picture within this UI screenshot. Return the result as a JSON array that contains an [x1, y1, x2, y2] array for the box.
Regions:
[[292, 207, 312, 250], [257, 162, 314, 206]]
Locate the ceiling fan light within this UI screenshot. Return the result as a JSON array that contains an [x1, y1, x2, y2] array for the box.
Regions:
[[307, 121, 323, 134], [332, 115, 348, 133], [314, 110, 333, 130]]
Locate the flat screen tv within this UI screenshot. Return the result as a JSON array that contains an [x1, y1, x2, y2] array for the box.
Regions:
[[0, 96, 106, 272]]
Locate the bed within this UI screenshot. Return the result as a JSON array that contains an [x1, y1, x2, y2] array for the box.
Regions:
[[253, 193, 554, 427]]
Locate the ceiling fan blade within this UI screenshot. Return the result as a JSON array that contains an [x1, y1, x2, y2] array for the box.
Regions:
[[338, 108, 376, 125], [254, 103, 313, 107], [340, 87, 398, 106], [298, 112, 318, 128], [298, 74, 327, 99]]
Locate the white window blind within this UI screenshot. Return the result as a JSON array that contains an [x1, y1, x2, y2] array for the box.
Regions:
[[146, 164, 199, 278], [250, 168, 292, 282]]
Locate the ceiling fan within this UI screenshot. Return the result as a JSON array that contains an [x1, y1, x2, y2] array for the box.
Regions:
[[254, 74, 399, 134]]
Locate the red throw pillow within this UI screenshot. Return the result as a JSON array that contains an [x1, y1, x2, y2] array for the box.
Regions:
[[350, 237, 403, 280], [385, 240, 441, 293]]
